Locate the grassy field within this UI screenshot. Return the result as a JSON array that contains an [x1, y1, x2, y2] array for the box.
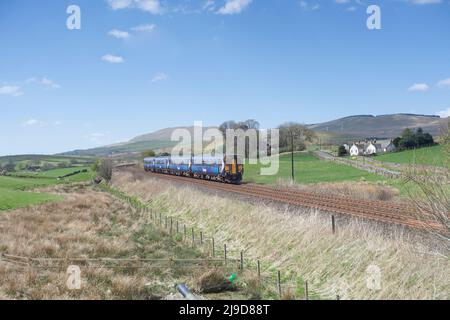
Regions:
[[112, 171, 450, 300], [0, 188, 61, 211], [375, 145, 445, 167], [0, 186, 241, 300], [245, 153, 384, 184], [0, 167, 94, 211]]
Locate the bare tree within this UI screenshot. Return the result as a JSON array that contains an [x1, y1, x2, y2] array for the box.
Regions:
[[278, 123, 316, 180], [278, 122, 316, 152], [98, 158, 113, 183], [406, 120, 450, 246]]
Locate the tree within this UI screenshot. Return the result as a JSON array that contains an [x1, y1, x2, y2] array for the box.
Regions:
[[338, 145, 348, 157], [278, 123, 316, 152], [142, 150, 156, 158], [392, 137, 402, 148], [278, 123, 316, 180], [399, 128, 416, 149], [3, 160, 15, 173], [395, 128, 435, 150], [406, 123, 449, 245], [219, 119, 261, 159], [98, 159, 113, 182], [91, 159, 100, 173], [57, 162, 68, 168]]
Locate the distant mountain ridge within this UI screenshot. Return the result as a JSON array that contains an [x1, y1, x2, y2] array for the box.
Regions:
[[61, 114, 447, 157], [307, 114, 446, 138]]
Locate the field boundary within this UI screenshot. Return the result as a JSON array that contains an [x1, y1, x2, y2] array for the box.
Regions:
[[97, 183, 330, 300]]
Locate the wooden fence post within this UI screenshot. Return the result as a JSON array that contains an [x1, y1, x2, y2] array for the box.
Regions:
[[212, 238, 215, 257], [192, 228, 195, 247], [176, 221, 179, 234], [277, 271, 282, 298], [224, 244, 227, 266], [184, 225, 187, 240], [305, 281, 309, 300], [240, 251, 244, 270], [170, 218, 173, 236], [332, 215, 336, 234], [257, 260, 261, 279]]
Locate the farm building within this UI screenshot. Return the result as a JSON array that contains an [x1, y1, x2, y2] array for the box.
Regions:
[[346, 139, 396, 156]]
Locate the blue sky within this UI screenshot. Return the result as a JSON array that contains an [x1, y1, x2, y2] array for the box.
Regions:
[[1, 0, 450, 155]]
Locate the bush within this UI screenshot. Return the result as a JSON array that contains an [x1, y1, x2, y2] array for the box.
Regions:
[[142, 150, 156, 158], [338, 145, 348, 157], [2, 160, 16, 173], [98, 159, 113, 182], [396, 128, 435, 151]]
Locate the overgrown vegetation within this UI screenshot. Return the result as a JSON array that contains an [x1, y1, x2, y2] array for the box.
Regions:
[[0, 186, 222, 299], [113, 171, 450, 299], [393, 127, 435, 151], [406, 121, 450, 244]]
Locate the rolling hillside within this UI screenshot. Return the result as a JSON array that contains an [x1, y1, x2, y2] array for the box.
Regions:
[[308, 114, 446, 138], [61, 114, 448, 157]]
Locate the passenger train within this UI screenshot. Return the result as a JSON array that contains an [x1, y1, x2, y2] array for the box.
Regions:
[[144, 155, 244, 184]]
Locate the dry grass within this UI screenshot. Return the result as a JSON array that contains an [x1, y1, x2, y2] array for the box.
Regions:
[[276, 179, 400, 202], [195, 269, 234, 293], [0, 184, 212, 300], [113, 171, 450, 300]]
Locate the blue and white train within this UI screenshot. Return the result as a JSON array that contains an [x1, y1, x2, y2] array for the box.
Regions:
[[144, 155, 244, 184]]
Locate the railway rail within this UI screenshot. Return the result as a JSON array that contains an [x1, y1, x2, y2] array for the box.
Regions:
[[126, 168, 444, 232]]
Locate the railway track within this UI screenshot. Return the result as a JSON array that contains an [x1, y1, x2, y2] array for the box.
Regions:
[[130, 169, 443, 231]]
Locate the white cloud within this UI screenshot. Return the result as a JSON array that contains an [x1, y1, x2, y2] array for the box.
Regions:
[[335, 0, 350, 4], [101, 54, 125, 64], [217, 0, 252, 15], [299, 1, 320, 11], [0, 85, 23, 97], [107, 0, 162, 14], [437, 78, 450, 88], [136, 0, 162, 13], [83, 132, 109, 144], [21, 119, 46, 128], [203, 0, 216, 11], [437, 108, 450, 118], [152, 72, 169, 82], [108, 29, 130, 39], [40, 77, 61, 89], [408, 0, 442, 4], [408, 83, 429, 92], [26, 77, 60, 89], [107, 0, 133, 10], [131, 24, 156, 32]]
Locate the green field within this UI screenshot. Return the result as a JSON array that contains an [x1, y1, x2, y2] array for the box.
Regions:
[[245, 153, 385, 184], [0, 188, 62, 211], [0, 154, 95, 171], [0, 167, 94, 211], [375, 145, 446, 167]]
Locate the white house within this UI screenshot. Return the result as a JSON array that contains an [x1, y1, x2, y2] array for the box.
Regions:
[[346, 139, 396, 157], [350, 144, 360, 156], [365, 143, 377, 155]]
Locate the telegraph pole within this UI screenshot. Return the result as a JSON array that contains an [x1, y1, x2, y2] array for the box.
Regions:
[[291, 134, 295, 181]]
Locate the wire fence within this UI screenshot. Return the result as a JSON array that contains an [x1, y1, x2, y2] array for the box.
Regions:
[[96, 183, 333, 300], [0, 183, 336, 300]]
